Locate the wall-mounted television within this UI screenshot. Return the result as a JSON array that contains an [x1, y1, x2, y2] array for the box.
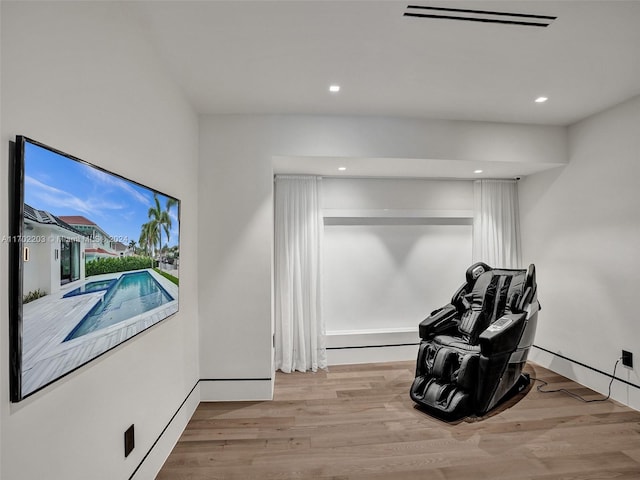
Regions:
[[8, 136, 180, 401]]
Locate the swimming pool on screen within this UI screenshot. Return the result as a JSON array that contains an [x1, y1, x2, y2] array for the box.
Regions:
[[64, 271, 174, 341]]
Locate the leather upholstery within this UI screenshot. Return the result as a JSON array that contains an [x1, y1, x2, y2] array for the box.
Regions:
[[410, 262, 540, 420]]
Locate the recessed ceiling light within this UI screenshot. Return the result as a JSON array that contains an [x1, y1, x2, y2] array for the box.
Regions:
[[338, 166, 347, 171], [535, 96, 548, 103], [474, 169, 483, 174], [329, 85, 341, 93]]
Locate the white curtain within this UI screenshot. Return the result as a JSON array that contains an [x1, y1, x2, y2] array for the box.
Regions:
[[274, 175, 326, 373], [473, 179, 522, 268]]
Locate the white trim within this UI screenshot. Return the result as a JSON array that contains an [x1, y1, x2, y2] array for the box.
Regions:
[[326, 328, 418, 348], [328, 345, 419, 365], [529, 349, 640, 412], [326, 328, 420, 365], [323, 208, 473, 218], [199, 379, 274, 401]]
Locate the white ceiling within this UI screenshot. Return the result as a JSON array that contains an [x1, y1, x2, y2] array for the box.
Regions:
[[128, 0, 640, 177]]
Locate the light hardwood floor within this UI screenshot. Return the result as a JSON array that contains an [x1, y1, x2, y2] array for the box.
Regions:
[[156, 361, 640, 479]]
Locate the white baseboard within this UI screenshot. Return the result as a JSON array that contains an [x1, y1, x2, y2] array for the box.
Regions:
[[530, 345, 640, 412], [326, 328, 420, 365], [199, 378, 274, 401], [328, 344, 419, 365]]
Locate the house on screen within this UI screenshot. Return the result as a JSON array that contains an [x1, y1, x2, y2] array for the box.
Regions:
[[22, 203, 87, 296], [58, 215, 120, 262]]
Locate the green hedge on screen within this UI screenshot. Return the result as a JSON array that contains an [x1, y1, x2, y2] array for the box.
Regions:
[[86, 256, 156, 277]]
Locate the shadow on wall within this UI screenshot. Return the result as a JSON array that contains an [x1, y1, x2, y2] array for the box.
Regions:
[[518, 166, 565, 220]]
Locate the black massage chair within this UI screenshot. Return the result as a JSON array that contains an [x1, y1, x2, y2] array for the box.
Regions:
[[410, 262, 539, 420]]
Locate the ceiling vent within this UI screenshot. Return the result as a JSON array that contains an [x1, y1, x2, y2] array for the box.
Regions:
[[404, 5, 556, 27]]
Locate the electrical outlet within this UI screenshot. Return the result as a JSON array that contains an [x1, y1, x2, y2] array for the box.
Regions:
[[124, 424, 135, 457], [622, 350, 633, 368]]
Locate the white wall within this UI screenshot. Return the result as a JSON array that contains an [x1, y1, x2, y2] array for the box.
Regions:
[[198, 115, 566, 387], [1, 3, 199, 479], [323, 223, 472, 331], [321, 178, 473, 363], [520, 95, 640, 410], [198, 116, 275, 401], [268, 115, 567, 165], [322, 177, 474, 212]]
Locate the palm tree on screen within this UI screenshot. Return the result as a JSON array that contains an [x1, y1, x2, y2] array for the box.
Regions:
[[139, 221, 159, 258], [147, 194, 169, 260], [164, 197, 178, 247]]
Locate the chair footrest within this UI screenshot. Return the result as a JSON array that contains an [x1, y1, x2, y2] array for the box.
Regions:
[[410, 377, 471, 419]]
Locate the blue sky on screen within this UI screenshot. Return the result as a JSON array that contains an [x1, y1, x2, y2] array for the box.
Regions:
[[23, 141, 179, 248]]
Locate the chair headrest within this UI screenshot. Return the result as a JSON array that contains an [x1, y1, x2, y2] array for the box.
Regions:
[[466, 262, 492, 284], [525, 264, 536, 292]]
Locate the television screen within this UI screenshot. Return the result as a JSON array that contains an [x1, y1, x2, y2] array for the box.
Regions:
[[8, 136, 180, 401]]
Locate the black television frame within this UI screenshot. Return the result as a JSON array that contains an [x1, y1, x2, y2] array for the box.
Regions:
[[8, 139, 23, 402], [8, 136, 181, 402]]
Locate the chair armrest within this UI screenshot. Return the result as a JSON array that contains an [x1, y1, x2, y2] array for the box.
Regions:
[[479, 313, 527, 356], [419, 304, 458, 339]]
